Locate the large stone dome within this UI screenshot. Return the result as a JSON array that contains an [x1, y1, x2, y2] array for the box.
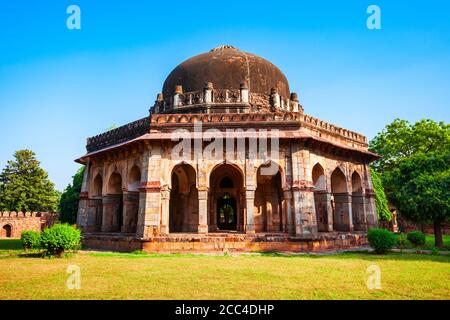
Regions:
[[162, 45, 291, 100]]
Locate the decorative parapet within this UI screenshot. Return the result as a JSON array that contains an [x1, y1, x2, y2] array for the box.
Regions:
[[152, 88, 303, 114], [86, 117, 150, 153], [0, 211, 59, 218], [150, 112, 367, 145]]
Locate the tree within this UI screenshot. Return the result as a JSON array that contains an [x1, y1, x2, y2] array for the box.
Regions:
[[370, 119, 450, 247], [59, 167, 85, 224], [0, 150, 60, 212], [386, 152, 449, 247]]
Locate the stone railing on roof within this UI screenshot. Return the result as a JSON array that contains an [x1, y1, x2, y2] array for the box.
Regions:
[[0, 211, 57, 218], [86, 117, 150, 153], [149, 112, 367, 144], [152, 88, 301, 114]]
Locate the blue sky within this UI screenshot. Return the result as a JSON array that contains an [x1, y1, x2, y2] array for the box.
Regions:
[[0, 0, 449, 190]]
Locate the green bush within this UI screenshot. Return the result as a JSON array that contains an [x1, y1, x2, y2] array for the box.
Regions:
[[368, 228, 396, 254], [407, 231, 426, 247], [396, 233, 408, 249], [40, 224, 81, 257], [21, 231, 41, 250]]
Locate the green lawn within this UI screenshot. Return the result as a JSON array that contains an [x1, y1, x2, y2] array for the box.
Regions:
[[0, 245, 449, 300]]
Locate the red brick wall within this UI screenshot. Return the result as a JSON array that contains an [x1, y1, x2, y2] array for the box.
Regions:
[[0, 212, 58, 238]]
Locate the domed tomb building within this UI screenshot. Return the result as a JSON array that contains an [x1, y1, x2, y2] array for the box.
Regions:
[[76, 45, 380, 252]]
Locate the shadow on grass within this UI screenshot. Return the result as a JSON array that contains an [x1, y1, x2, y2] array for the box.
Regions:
[[0, 239, 22, 251], [258, 250, 450, 264]]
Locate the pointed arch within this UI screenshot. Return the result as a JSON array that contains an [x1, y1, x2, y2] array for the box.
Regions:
[[170, 163, 198, 233], [1, 224, 12, 238], [128, 165, 141, 192], [331, 167, 351, 231], [312, 163, 329, 232], [351, 171, 365, 231]]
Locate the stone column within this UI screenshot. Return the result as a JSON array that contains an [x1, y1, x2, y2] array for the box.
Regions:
[[290, 145, 318, 236], [160, 186, 170, 235], [264, 189, 273, 231], [245, 187, 255, 234], [76, 161, 91, 232], [333, 193, 354, 231], [363, 166, 378, 229], [282, 188, 294, 234], [198, 187, 208, 233], [136, 144, 162, 239], [121, 191, 139, 233]]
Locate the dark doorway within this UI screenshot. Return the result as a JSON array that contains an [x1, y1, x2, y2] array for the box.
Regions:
[[217, 194, 237, 230], [1, 225, 12, 238]]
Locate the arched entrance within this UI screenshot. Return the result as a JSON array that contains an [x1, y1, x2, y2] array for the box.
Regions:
[[217, 193, 237, 230], [209, 164, 244, 232], [169, 163, 198, 233], [90, 173, 103, 231], [351, 171, 365, 231], [102, 172, 123, 232], [312, 163, 329, 232], [254, 162, 283, 232], [1, 224, 12, 238], [123, 165, 140, 233], [331, 168, 351, 231]]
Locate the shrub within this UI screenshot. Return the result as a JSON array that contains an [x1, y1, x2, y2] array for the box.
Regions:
[[40, 224, 81, 257], [21, 231, 41, 250], [367, 228, 396, 254], [396, 233, 408, 250], [407, 231, 426, 247]]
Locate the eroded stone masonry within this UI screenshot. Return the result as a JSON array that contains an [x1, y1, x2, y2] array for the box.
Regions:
[[76, 45, 380, 253]]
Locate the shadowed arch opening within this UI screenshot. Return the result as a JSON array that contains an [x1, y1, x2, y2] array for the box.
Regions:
[[1, 224, 12, 238], [254, 161, 283, 232], [90, 173, 103, 232], [103, 172, 123, 232], [312, 163, 329, 232], [331, 168, 351, 231], [209, 164, 244, 232], [123, 165, 141, 233], [93, 174, 103, 196], [351, 171, 365, 231], [170, 163, 198, 233]]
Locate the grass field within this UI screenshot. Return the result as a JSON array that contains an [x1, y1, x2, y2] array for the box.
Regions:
[[0, 239, 449, 300]]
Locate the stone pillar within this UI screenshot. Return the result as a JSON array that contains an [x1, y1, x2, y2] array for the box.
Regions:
[[352, 193, 366, 231], [363, 166, 378, 229], [121, 191, 139, 233], [240, 81, 249, 103], [333, 193, 354, 232], [101, 194, 122, 232], [173, 85, 183, 108], [76, 161, 91, 232], [160, 186, 170, 235], [282, 188, 294, 234], [136, 144, 162, 239], [290, 93, 299, 112], [291, 145, 318, 236], [245, 187, 255, 234], [264, 190, 273, 231], [198, 187, 208, 233], [204, 82, 213, 103]]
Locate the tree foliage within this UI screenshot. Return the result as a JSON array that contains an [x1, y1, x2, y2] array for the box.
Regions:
[[370, 168, 392, 221], [59, 167, 85, 224], [370, 119, 450, 247], [0, 150, 60, 212]]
